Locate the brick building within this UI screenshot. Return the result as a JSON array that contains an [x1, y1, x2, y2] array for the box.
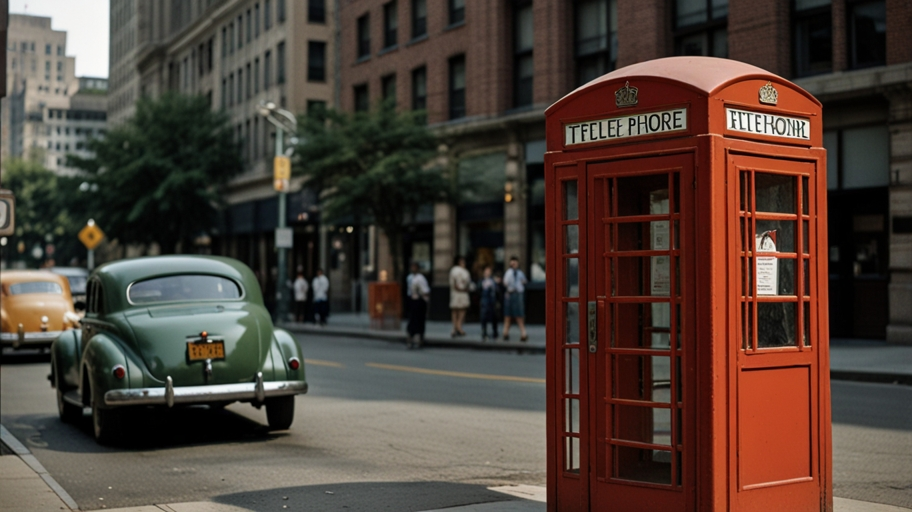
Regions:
[[336, 0, 911, 340]]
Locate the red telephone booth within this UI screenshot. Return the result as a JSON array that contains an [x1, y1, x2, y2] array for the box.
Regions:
[[544, 57, 831, 512]]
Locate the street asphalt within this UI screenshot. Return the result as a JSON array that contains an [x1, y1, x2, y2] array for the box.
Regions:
[[2, 313, 910, 512]]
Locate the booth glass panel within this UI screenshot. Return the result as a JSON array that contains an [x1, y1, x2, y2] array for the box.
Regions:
[[613, 404, 671, 445], [757, 302, 798, 347], [565, 225, 579, 253], [566, 348, 580, 394], [756, 219, 796, 253], [614, 446, 672, 484], [755, 173, 796, 213], [613, 355, 671, 403], [565, 258, 580, 297], [616, 175, 673, 216], [612, 256, 677, 297], [564, 180, 578, 220], [566, 398, 580, 433], [565, 302, 580, 344], [565, 437, 580, 472], [613, 302, 671, 349]]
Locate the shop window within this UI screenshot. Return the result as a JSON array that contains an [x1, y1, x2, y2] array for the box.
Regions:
[[513, 1, 533, 108], [824, 125, 889, 190], [458, 152, 506, 204], [412, 0, 427, 38], [449, 55, 466, 119], [575, 0, 617, 86], [674, 0, 728, 58], [412, 66, 427, 122], [384, 1, 398, 49], [848, 0, 885, 69], [358, 14, 371, 59]]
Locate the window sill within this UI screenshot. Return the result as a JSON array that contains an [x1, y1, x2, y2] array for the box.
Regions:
[[407, 34, 429, 47], [378, 44, 399, 56], [356, 55, 372, 64], [445, 20, 465, 32]]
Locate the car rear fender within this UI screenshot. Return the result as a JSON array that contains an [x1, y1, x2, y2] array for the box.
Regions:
[[51, 330, 82, 390], [273, 328, 305, 383], [82, 333, 143, 408]]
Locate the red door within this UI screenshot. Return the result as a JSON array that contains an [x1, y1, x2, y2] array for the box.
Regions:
[[554, 153, 696, 511], [729, 154, 823, 511]]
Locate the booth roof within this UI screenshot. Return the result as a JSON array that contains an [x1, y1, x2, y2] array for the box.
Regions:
[[547, 56, 821, 115]]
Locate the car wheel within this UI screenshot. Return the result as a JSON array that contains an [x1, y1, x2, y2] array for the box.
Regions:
[[91, 382, 123, 445], [265, 396, 295, 430], [55, 372, 82, 423]]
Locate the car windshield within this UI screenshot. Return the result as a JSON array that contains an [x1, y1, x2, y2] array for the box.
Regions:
[[9, 282, 63, 295], [128, 275, 242, 304], [67, 276, 88, 294]]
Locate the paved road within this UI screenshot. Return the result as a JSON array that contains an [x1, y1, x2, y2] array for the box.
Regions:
[[2, 336, 911, 510], [0, 334, 547, 511]]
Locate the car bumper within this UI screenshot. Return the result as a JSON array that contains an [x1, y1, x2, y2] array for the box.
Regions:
[[104, 372, 308, 407], [0, 330, 62, 348]]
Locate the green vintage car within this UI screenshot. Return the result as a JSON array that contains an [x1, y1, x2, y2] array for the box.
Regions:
[[50, 255, 307, 444]]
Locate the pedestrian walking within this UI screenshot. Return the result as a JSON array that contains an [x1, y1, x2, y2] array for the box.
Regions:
[[502, 256, 528, 341], [293, 267, 309, 323], [478, 265, 500, 341], [449, 256, 471, 337], [312, 268, 330, 326], [406, 262, 430, 349]]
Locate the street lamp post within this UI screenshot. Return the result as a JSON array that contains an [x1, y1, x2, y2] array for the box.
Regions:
[[258, 101, 298, 324]]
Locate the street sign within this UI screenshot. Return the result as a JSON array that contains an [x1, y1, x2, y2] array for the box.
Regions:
[[78, 223, 105, 250], [275, 227, 293, 249], [0, 189, 14, 236], [274, 156, 291, 191]]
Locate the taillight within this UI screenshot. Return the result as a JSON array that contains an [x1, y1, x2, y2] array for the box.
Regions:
[[288, 357, 300, 370], [112, 365, 126, 379]]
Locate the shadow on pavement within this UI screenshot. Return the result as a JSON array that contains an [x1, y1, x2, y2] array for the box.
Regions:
[[7, 405, 281, 454], [212, 481, 515, 512]]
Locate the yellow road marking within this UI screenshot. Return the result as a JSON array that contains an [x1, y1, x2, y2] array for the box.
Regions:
[[366, 362, 545, 384], [305, 358, 345, 368]]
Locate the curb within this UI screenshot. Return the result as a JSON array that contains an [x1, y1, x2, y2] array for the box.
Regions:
[[0, 424, 78, 511], [282, 324, 546, 353], [829, 371, 912, 386]]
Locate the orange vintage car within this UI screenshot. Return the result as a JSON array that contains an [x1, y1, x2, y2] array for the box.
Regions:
[[1, 270, 81, 349]]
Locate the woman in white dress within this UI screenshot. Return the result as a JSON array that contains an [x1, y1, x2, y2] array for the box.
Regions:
[[449, 256, 471, 337]]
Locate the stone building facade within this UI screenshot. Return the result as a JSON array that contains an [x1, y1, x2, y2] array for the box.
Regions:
[[337, 0, 911, 339]]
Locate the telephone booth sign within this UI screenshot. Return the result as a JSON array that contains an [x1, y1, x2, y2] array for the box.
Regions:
[[544, 57, 831, 512]]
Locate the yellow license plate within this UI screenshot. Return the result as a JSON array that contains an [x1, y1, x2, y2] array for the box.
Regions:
[[187, 341, 225, 361]]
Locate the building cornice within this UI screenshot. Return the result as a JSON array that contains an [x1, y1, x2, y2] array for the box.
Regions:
[[794, 62, 912, 102]]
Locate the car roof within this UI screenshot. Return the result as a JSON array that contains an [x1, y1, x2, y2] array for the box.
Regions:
[[1, 270, 70, 285], [48, 267, 89, 277], [91, 255, 262, 309]]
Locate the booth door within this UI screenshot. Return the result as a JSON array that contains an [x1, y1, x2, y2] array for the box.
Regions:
[[583, 154, 695, 511], [730, 155, 823, 511]]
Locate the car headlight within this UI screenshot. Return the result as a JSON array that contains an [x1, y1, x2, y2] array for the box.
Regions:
[[63, 311, 81, 326]]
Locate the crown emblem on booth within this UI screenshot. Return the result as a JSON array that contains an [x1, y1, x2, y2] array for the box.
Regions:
[[615, 82, 638, 108], [759, 81, 778, 105]]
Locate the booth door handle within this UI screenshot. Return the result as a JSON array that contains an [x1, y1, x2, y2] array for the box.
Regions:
[[587, 301, 598, 353]]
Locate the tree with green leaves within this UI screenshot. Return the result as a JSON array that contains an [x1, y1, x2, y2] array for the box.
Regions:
[[68, 93, 243, 254], [293, 103, 453, 280], [1, 159, 85, 267]]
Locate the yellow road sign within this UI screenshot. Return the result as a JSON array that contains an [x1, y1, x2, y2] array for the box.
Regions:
[[78, 224, 105, 250], [274, 156, 291, 191]]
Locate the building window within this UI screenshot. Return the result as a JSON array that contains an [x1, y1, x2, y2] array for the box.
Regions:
[[412, 0, 427, 39], [246, 63, 252, 97], [277, 42, 286, 84], [449, 54, 466, 119], [264, 50, 272, 89], [307, 100, 328, 117], [357, 14, 371, 59], [265, 0, 272, 30], [848, 0, 886, 69], [238, 15, 244, 48], [674, 0, 728, 58], [384, 1, 398, 48], [57, 45, 63, 56], [382, 73, 397, 105], [222, 78, 227, 109], [449, 0, 465, 26], [513, 1, 534, 108], [308, 41, 327, 81], [824, 125, 890, 190], [354, 84, 370, 112], [575, 0, 616, 86], [254, 58, 260, 93], [229, 73, 234, 106], [793, 0, 832, 77], [208, 38, 214, 70], [247, 10, 252, 42], [256, 3, 261, 37], [278, 0, 286, 22], [309, 0, 326, 22], [229, 22, 235, 54], [412, 66, 427, 112], [45, 44, 51, 54], [238, 68, 244, 102]]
